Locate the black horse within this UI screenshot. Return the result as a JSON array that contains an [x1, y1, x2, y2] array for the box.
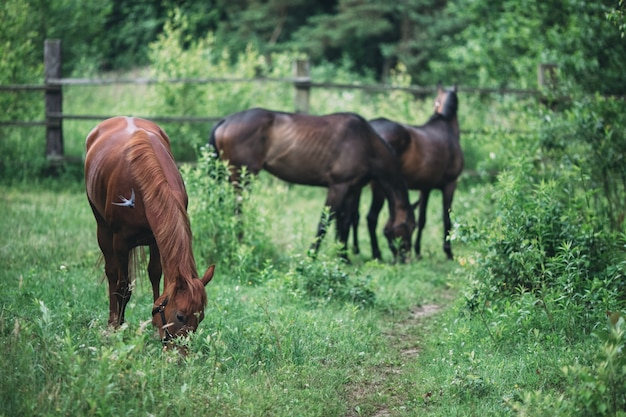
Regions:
[[209, 107, 415, 261], [353, 84, 463, 260]]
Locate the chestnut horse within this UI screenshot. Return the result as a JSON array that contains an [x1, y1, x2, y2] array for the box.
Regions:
[[85, 116, 214, 344], [209, 108, 415, 261], [354, 84, 463, 260]]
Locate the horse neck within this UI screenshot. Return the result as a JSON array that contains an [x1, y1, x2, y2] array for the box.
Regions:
[[449, 116, 460, 142], [426, 113, 460, 142], [126, 131, 199, 287]]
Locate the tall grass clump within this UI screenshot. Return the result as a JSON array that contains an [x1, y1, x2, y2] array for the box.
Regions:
[[287, 253, 377, 308], [182, 146, 280, 282]]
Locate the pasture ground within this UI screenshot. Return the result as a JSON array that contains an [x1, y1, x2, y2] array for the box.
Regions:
[[0, 176, 569, 416]]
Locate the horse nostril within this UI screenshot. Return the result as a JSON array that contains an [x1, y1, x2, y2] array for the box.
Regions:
[[176, 312, 186, 323]]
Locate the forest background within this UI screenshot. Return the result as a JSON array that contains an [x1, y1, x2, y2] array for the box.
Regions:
[[3, 0, 625, 92]]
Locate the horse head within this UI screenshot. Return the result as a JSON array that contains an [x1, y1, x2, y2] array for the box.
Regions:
[[151, 265, 215, 345], [434, 82, 458, 119], [383, 204, 415, 263]]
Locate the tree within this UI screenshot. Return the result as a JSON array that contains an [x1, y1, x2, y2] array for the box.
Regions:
[[427, 0, 626, 93]]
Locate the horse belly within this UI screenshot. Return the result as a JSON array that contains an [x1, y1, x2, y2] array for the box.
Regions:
[[264, 157, 328, 186], [262, 135, 334, 186]]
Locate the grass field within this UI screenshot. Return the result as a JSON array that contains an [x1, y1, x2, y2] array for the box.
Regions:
[[1, 173, 482, 416], [2, 159, 611, 417]]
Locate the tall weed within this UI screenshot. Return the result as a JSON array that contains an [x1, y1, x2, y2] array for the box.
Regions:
[[182, 146, 279, 281]]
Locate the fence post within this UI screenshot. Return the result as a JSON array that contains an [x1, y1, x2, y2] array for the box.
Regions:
[[293, 59, 311, 114], [45, 39, 63, 162], [537, 63, 558, 90]]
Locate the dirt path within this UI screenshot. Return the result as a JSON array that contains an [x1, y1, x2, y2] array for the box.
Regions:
[[345, 304, 444, 417]]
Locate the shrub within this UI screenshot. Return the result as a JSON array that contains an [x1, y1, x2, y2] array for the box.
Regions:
[[182, 146, 279, 282], [539, 94, 626, 232], [288, 254, 376, 308]]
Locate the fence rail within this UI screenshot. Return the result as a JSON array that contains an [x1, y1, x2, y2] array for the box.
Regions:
[[2, 39, 554, 162]]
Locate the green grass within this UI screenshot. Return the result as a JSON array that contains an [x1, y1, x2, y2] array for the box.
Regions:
[[0, 172, 604, 416], [0, 177, 461, 416]]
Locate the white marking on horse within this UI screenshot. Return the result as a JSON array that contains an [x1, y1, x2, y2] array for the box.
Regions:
[[124, 116, 137, 134], [112, 188, 135, 208]]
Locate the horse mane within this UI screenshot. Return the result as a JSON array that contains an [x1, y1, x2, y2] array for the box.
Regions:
[[125, 130, 200, 298]]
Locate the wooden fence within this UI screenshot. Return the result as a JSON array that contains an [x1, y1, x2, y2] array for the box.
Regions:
[[1, 39, 550, 162]]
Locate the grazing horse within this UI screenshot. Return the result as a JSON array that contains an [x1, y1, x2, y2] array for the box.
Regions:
[[209, 107, 415, 261], [356, 83, 463, 260], [85, 116, 214, 345]]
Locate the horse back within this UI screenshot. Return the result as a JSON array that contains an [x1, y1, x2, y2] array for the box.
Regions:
[[213, 108, 378, 186], [371, 117, 463, 190], [85, 116, 183, 231]]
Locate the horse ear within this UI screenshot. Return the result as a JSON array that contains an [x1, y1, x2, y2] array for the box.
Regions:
[[201, 264, 215, 286], [437, 81, 443, 92], [452, 84, 458, 92]]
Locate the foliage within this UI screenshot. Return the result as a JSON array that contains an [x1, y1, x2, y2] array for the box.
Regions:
[[182, 146, 279, 281], [146, 9, 294, 160], [539, 95, 626, 231], [513, 313, 626, 416], [607, 0, 626, 38], [452, 91, 626, 414], [290, 254, 377, 307], [4, 0, 626, 93], [460, 157, 624, 340], [429, 0, 626, 93], [0, 1, 44, 179]]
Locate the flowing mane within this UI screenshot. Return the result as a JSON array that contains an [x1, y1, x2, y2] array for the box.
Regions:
[[125, 131, 199, 294]]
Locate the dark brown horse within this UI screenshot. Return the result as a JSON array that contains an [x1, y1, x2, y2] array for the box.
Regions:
[[209, 108, 415, 261], [354, 84, 463, 260], [85, 116, 214, 345]]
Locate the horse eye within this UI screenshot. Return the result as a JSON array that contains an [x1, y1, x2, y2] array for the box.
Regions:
[[176, 312, 186, 323]]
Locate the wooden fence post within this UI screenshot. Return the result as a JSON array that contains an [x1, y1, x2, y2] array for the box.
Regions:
[[45, 39, 63, 162], [537, 63, 558, 90], [293, 59, 311, 114]]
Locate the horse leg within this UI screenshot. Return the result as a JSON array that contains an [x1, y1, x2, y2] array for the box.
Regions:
[[366, 182, 385, 260], [106, 234, 133, 326], [350, 187, 362, 255], [442, 181, 458, 260], [148, 243, 162, 302], [97, 227, 121, 326], [336, 188, 361, 262], [97, 227, 131, 327], [310, 184, 348, 257], [415, 190, 431, 259]]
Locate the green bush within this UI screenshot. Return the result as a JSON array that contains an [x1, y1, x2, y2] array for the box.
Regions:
[[182, 146, 279, 282], [539, 95, 626, 231], [454, 93, 626, 413], [289, 254, 376, 308]]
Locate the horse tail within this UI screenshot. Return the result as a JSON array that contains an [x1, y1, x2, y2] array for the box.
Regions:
[[208, 119, 225, 153]]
